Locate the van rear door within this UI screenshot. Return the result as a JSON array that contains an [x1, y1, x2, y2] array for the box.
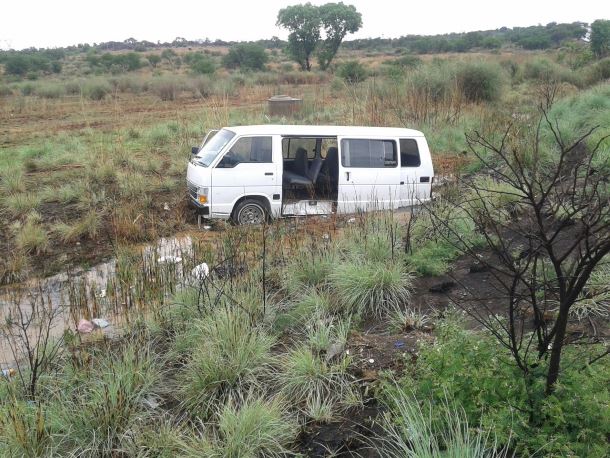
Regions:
[[337, 137, 400, 213]]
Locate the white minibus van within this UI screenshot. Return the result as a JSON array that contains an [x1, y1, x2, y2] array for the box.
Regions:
[[186, 125, 434, 224]]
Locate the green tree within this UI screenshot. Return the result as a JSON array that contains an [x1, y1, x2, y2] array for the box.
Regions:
[[277, 3, 321, 71], [590, 19, 610, 58], [316, 2, 362, 70], [4, 55, 30, 76], [222, 43, 268, 71]]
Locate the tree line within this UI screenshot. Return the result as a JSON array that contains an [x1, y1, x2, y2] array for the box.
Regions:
[[1, 14, 609, 78]]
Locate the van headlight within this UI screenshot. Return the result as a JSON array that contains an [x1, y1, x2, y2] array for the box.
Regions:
[[197, 187, 208, 204]]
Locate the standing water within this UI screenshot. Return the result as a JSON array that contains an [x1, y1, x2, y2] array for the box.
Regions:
[[0, 236, 204, 369]]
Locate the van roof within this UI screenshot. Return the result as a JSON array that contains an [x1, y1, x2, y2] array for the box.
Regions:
[[223, 125, 425, 137]]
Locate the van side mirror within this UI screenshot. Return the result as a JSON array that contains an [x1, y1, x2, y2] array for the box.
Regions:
[[191, 146, 200, 155]]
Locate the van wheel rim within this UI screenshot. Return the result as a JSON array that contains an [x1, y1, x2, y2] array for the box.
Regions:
[[238, 204, 264, 224]]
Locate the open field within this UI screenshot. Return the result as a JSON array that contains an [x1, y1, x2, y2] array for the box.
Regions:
[[0, 39, 609, 456]]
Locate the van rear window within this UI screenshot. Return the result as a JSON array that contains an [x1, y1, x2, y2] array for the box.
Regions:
[[340, 139, 397, 168], [400, 138, 421, 167]]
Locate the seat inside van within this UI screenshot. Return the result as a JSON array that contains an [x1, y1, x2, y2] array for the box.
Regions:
[[282, 137, 338, 203]]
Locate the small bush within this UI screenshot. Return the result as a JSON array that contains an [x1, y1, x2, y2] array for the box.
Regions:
[[150, 77, 181, 101], [409, 65, 454, 102], [35, 83, 65, 99], [337, 60, 368, 83], [523, 58, 578, 85], [586, 57, 610, 84], [500, 59, 521, 82], [110, 75, 143, 93], [63, 80, 81, 95], [391, 315, 610, 456], [0, 84, 12, 97], [82, 81, 111, 100], [222, 43, 268, 71], [456, 62, 503, 102], [185, 52, 216, 75], [389, 54, 422, 69], [19, 82, 36, 96]]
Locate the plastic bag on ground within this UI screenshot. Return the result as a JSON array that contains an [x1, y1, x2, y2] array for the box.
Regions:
[[78, 319, 95, 333]]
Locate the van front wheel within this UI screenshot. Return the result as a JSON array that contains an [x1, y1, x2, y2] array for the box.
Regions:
[[233, 199, 267, 225]]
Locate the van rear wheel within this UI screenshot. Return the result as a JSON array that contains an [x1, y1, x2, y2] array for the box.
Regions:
[[233, 199, 267, 225]]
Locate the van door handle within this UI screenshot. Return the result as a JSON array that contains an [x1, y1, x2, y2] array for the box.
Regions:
[[264, 172, 273, 176], [400, 181, 404, 185], [345, 171, 350, 181]]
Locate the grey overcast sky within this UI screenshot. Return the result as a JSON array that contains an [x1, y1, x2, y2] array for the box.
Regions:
[[1, 0, 609, 50]]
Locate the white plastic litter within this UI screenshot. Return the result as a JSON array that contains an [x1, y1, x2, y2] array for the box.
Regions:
[[368, 358, 375, 364], [157, 256, 182, 264], [191, 262, 210, 281], [1, 368, 16, 378], [347, 217, 356, 223], [92, 318, 110, 328], [163, 202, 170, 211], [98, 288, 107, 299], [203, 225, 212, 230]]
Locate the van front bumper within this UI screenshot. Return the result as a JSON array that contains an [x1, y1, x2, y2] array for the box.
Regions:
[[189, 198, 210, 215]]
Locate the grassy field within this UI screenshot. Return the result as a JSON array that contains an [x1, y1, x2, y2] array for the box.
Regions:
[[0, 41, 609, 456]]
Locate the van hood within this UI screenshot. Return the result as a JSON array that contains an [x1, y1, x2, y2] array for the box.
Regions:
[[186, 161, 211, 188]]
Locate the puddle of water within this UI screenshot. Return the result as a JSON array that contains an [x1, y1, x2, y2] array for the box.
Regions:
[[0, 235, 198, 368]]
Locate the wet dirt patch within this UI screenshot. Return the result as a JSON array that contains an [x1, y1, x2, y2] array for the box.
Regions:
[[297, 404, 383, 457]]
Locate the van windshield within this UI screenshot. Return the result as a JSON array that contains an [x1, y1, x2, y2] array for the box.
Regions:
[[195, 129, 235, 167]]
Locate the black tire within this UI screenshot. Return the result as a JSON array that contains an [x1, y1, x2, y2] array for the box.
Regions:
[[232, 199, 268, 225]]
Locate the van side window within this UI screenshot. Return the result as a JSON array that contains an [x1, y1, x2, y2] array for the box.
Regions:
[[340, 139, 397, 168], [400, 138, 421, 167], [282, 138, 316, 159], [320, 138, 338, 159], [218, 136, 272, 167]]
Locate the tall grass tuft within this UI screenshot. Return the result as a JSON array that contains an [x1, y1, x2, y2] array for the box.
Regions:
[[179, 307, 274, 417], [52, 342, 161, 456], [53, 209, 102, 242], [330, 260, 413, 316], [278, 343, 352, 415], [0, 167, 26, 194], [379, 389, 505, 458], [14, 212, 48, 254], [4, 192, 42, 217], [283, 247, 335, 293], [211, 396, 297, 457]]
